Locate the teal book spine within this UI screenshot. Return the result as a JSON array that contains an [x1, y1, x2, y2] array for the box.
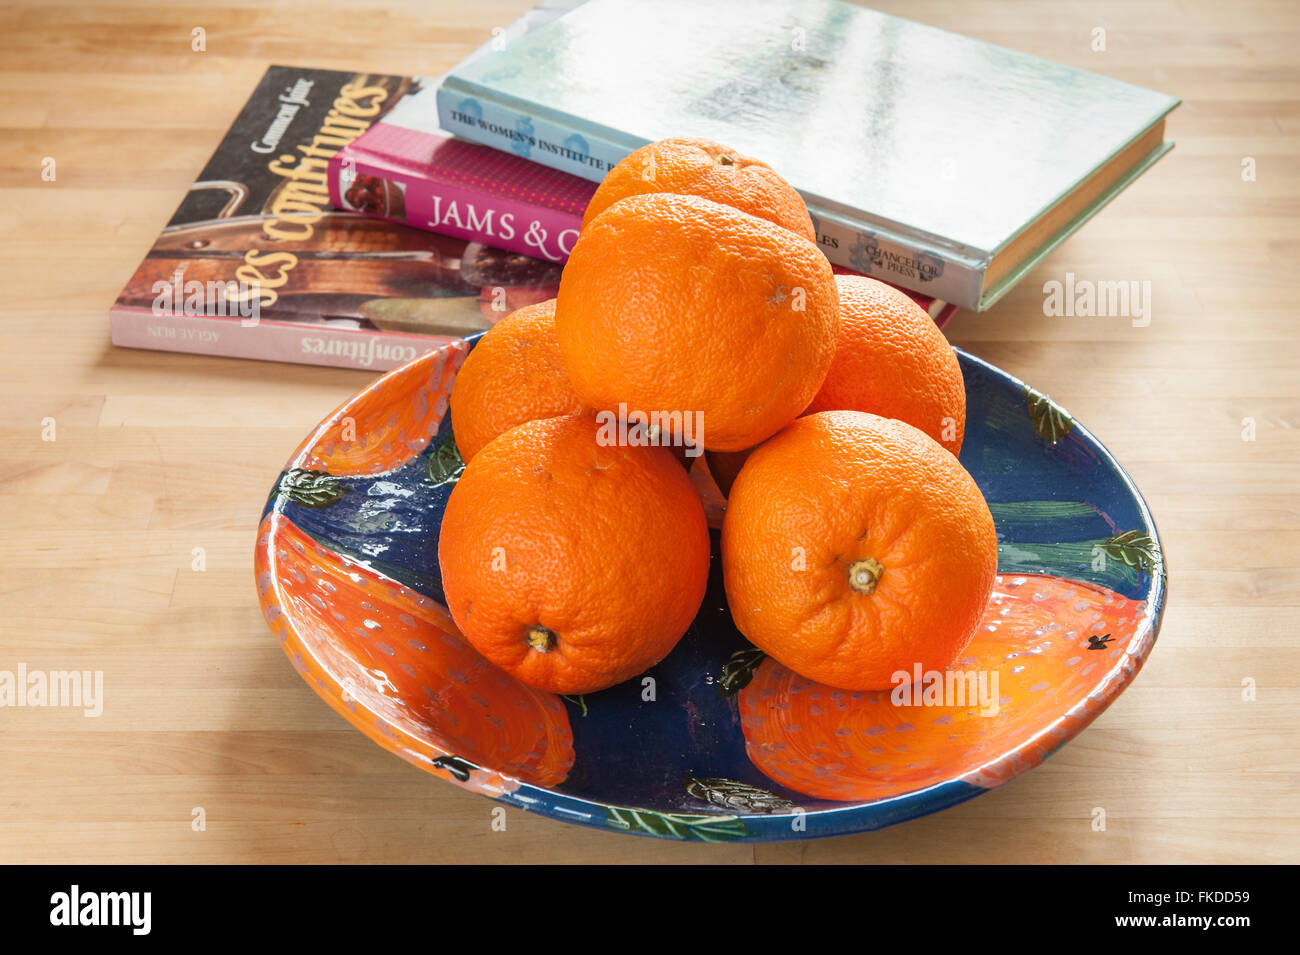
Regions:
[[436, 78, 634, 183], [436, 77, 984, 304], [809, 211, 985, 309]]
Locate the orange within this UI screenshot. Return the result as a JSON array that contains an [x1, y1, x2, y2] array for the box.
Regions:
[[449, 299, 583, 462], [806, 275, 966, 456], [581, 137, 816, 242], [437, 413, 710, 694], [721, 410, 997, 691], [556, 192, 839, 452]]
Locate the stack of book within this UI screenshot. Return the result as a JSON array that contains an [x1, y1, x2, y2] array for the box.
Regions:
[[112, 0, 1176, 371]]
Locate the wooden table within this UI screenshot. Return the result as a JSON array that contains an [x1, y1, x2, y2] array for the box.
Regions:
[[1, 0, 1296, 864]]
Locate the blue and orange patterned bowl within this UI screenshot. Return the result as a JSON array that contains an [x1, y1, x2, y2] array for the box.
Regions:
[[255, 335, 1166, 842]]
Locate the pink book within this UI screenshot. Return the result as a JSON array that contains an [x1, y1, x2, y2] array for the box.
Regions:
[[329, 82, 597, 265]]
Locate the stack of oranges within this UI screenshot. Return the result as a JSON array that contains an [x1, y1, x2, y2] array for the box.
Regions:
[[439, 138, 997, 696]]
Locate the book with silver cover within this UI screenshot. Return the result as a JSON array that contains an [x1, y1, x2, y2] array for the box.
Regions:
[[437, 0, 1179, 309]]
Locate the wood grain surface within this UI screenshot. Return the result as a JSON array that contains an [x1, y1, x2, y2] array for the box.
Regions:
[[1, 0, 1296, 864]]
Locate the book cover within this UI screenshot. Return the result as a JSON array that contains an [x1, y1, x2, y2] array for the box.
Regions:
[[437, 0, 1179, 310], [111, 66, 562, 371]]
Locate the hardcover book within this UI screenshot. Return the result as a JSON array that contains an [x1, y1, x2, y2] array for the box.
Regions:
[[436, 0, 1180, 310], [328, 91, 596, 265], [328, 0, 595, 265], [110, 66, 563, 371]]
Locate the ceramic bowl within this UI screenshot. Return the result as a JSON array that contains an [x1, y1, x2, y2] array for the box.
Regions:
[[256, 335, 1166, 842]]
